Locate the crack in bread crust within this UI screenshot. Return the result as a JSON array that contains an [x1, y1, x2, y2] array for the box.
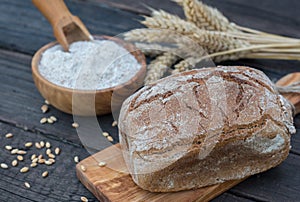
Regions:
[[129, 91, 174, 111], [128, 66, 275, 113], [129, 113, 286, 159], [192, 85, 208, 119]]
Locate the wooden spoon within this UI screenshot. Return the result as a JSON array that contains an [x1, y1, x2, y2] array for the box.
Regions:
[[32, 0, 93, 51], [276, 72, 300, 115]]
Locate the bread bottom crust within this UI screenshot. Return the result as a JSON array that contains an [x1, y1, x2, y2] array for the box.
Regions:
[[130, 133, 290, 192]]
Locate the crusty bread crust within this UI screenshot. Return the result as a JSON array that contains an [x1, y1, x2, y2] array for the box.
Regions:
[[118, 66, 295, 192]]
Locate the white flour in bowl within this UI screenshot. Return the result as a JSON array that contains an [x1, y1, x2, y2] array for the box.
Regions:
[[39, 40, 141, 90]]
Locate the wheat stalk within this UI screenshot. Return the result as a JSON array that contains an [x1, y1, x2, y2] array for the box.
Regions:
[[245, 53, 300, 60], [195, 42, 300, 63], [144, 52, 179, 85]]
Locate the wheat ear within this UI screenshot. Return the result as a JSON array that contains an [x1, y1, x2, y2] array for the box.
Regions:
[[142, 9, 200, 35], [125, 28, 202, 55], [144, 52, 179, 85], [172, 0, 183, 6], [124, 28, 180, 43], [134, 42, 175, 57], [191, 30, 250, 54], [181, 0, 238, 32], [174, 57, 199, 72]]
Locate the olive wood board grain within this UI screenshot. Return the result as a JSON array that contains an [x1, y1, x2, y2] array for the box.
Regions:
[[76, 144, 244, 202]]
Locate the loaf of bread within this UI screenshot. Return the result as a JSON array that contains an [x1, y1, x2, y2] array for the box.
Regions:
[[118, 66, 295, 192]]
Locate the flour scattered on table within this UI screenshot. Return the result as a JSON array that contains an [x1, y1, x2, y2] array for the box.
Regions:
[[39, 40, 141, 90]]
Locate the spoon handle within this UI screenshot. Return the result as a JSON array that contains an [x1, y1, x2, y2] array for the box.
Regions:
[[32, 0, 72, 28], [32, 0, 92, 51], [276, 72, 300, 115]]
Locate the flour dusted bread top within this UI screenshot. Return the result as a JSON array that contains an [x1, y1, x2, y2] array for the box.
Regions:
[[118, 66, 295, 192]]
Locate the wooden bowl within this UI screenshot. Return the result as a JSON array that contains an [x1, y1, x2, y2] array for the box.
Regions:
[[31, 35, 146, 116]]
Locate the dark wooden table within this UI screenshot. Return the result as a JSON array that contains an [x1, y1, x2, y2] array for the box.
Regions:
[[1, 0, 300, 201]]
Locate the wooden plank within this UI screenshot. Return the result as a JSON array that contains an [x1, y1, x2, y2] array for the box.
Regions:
[[0, 122, 96, 202], [92, 0, 184, 16], [205, 0, 300, 38], [220, 59, 300, 80], [1, 0, 300, 56], [0, 0, 142, 55], [230, 153, 300, 201], [213, 193, 254, 202], [95, 0, 300, 37], [76, 144, 245, 202]]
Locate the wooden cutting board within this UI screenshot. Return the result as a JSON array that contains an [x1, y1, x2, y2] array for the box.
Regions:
[[76, 144, 244, 202]]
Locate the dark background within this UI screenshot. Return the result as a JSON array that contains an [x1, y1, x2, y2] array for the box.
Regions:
[[0, 0, 300, 201]]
